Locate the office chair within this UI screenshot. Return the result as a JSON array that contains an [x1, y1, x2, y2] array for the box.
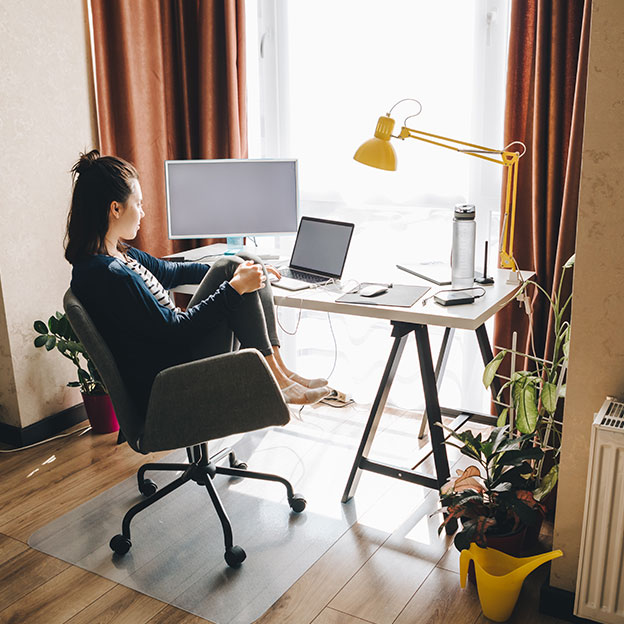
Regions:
[[63, 289, 305, 568]]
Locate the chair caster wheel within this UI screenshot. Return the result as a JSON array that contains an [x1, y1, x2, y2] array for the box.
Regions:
[[289, 493, 306, 513], [139, 478, 158, 497], [228, 452, 247, 470], [224, 545, 246, 568], [110, 534, 132, 555]]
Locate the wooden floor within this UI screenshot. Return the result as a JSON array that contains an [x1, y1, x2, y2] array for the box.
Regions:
[[0, 403, 567, 624]]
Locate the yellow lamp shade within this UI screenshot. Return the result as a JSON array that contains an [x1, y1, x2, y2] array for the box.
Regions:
[[353, 115, 397, 171]]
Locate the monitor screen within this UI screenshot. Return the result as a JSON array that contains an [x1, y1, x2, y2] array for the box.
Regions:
[[165, 159, 299, 239]]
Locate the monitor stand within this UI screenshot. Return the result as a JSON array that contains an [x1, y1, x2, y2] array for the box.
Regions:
[[225, 236, 245, 255]]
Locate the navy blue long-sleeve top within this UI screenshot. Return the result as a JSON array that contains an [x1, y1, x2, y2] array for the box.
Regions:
[[71, 247, 242, 414]]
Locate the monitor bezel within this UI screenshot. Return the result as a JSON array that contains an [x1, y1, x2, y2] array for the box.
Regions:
[[164, 158, 299, 240]]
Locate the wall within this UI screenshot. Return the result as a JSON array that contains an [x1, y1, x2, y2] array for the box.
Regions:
[[0, 0, 97, 429], [551, 0, 624, 592]]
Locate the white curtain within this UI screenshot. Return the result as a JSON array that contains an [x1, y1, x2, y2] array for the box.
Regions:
[[247, 0, 510, 414]]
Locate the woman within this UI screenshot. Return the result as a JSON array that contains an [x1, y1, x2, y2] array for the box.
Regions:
[[65, 150, 330, 415]]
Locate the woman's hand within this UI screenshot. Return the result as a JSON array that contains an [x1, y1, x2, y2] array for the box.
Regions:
[[266, 265, 281, 281], [229, 260, 266, 295]]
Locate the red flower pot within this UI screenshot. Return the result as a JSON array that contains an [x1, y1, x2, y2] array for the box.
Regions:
[[81, 393, 119, 434]]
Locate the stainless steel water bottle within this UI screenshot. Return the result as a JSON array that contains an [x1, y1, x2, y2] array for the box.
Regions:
[[451, 204, 476, 289]]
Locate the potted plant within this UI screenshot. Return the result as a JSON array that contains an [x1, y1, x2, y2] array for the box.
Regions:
[[481, 255, 575, 506], [438, 425, 545, 553], [33, 312, 119, 434]]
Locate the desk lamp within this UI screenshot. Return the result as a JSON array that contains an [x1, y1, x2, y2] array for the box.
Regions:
[[354, 99, 525, 276]]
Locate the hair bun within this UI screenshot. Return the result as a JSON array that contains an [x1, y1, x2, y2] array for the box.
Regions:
[[72, 149, 101, 176]]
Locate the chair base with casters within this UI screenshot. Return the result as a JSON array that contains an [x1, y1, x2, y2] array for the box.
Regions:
[[109, 441, 306, 567]]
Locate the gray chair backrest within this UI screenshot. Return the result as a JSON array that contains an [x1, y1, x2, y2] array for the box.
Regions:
[[63, 289, 144, 451]]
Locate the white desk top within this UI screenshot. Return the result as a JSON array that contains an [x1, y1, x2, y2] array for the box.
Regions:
[[271, 268, 529, 332], [171, 245, 531, 332]]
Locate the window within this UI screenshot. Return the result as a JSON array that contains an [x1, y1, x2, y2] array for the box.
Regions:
[[246, 0, 510, 413]]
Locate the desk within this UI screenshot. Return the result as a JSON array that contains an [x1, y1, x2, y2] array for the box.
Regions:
[[171, 248, 529, 505], [271, 268, 528, 503]]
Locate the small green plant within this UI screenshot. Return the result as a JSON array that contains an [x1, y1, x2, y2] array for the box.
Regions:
[[33, 312, 106, 395], [439, 426, 545, 551], [481, 255, 575, 501]]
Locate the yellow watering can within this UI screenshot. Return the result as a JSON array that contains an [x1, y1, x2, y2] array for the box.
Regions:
[[460, 543, 563, 622]]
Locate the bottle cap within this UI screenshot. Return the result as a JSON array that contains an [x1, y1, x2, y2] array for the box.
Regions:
[[454, 203, 475, 220]]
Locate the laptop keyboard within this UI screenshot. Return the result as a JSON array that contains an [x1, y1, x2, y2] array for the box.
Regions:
[[280, 268, 328, 283]]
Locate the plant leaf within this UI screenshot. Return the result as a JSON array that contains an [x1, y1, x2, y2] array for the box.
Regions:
[[481, 441, 494, 460], [541, 381, 558, 414], [48, 315, 59, 335], [460, 446, 482, 462], [513, 377, 539, 434], [34, 320, 48, 334], [483, 351, 506, 388], [562, 325, 571, 358], [441, 466, 484, 495], [493, 435, 523, 454], [534, 465, 559, 501], [498, 447, 544, 467], [490, 425, 511, 454], [496, 408, 509, 428], [58, 315, 72, 340], [34, 335, 48, 348], [45, 336, 56, 351]]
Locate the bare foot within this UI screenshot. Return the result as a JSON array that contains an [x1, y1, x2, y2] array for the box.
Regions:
[[281, 382, 331, 405], [287, 372, 329, 389]]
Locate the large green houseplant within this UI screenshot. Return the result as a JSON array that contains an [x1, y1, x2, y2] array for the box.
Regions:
[[481, 255, 575, 503], [34, 312, 118, 433], [438, 425, 545, 552]]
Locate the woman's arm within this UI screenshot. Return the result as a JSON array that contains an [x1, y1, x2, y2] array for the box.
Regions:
[[127, 247, 209, 288], [103, 261, 241, 341]]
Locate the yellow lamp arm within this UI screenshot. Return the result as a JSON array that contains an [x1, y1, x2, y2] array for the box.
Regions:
[[398, 125, 520, 271]]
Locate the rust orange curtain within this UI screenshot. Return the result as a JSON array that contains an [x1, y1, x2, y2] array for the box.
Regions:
[[90, 0, 247, 258], [494, 0, 591, 363]]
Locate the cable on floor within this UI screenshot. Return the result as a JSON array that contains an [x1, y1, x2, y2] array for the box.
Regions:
[[0, 424, 92, 453]]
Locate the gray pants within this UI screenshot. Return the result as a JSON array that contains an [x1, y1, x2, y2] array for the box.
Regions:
[[187, 252, 279, 360]]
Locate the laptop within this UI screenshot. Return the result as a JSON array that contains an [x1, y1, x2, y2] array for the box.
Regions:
[[272, 216, 355, 291]]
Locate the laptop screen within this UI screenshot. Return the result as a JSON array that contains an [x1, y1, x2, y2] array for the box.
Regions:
[[290, 217, 354, 278]]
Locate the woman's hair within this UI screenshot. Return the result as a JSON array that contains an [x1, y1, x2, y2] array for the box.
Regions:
[[64, 149, 139, 264]]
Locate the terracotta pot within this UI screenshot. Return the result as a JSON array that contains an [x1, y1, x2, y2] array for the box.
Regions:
[[485, 526, 527, 556], [82, 393, 119, 434]]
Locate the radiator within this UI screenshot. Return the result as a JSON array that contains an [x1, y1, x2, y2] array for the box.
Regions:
[[575, 397, 624, 624]]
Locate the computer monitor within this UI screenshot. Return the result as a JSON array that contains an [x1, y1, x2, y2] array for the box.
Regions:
[[164, 158, 299, 239]]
